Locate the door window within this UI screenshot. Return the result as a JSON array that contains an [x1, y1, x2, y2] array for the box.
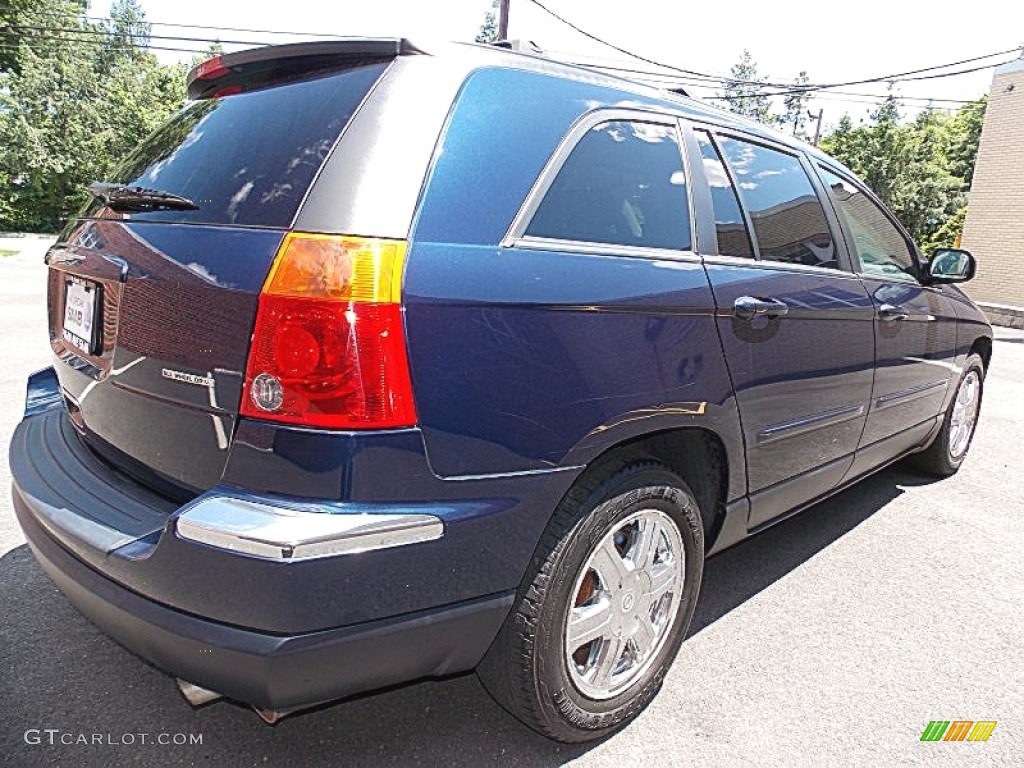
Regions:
[[694, 130, 754, 259], [526, 120, 691, 251], [717, 137, 836, 268], [818, 167, 918, 281]]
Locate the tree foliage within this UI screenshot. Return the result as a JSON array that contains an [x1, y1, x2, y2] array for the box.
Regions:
[[720, 49, 774, 124], [720, 49, 986, 253], [475, 0, 498, 44], [821, 95, 987, 253], [0, 0, 186, 231], [0, 0, 88, 75], [0, 19, 989, 252], [781, 71, 811, 139]]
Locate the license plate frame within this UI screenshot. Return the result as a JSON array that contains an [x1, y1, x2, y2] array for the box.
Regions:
[[62, 277, 102, 356]]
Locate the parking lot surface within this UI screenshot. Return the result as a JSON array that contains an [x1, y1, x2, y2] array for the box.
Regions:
[[1, 252, 1021, 766]]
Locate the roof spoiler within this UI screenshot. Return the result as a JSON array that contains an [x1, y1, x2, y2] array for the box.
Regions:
[[186, 38, 426, 100]]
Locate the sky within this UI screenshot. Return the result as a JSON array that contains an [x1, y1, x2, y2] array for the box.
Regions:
[[105, 0, 1024, 130]]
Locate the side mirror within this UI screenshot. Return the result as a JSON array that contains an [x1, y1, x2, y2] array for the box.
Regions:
[[928, 248, 976, 283]]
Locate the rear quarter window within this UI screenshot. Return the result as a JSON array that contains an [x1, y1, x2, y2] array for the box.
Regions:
[[95, 63, 389, 228], [525, 120, 692, 252]]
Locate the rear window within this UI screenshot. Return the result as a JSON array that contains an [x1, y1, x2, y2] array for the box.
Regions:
[[94, 62, 388, 227]]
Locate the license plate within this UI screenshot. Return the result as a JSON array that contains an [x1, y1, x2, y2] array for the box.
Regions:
[[63, 278, 100, 355]]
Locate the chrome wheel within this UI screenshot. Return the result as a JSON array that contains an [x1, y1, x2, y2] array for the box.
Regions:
[[949, 370, 981, 460], [564, 508, 685, 700]]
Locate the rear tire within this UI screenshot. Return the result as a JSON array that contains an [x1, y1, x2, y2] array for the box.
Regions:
[[913, 352, 985, 477], [477, 460, 705, 743]]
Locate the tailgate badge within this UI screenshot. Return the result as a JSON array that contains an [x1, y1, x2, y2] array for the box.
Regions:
[[162, 369, 215, 388]]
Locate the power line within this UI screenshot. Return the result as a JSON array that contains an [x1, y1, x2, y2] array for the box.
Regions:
[[0, 7, 340, 39], [0, 33, 214, 57], [747, 59, 1016, 98], [5, 4, 1017, 100], [125, 19, 331, 39], [8, 29, 1000, 111], [12, 24, 272, 48], [564, 52, 1013, 99], [526, 0, 1020, 91], [524, 0, 726, 82], [557, 58, 981, 104], [553, 56, 987, 108], [0, 46, 209, 58], [0, 35, 211, 52]]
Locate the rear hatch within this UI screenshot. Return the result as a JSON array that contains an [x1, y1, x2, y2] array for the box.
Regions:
[[46, 43, 399, 495]]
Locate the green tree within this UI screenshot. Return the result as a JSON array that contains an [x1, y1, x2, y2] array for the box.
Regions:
[[475, 0, 498, 43], [97, 0, 151, 73], [940, 96, 986, 184], [0, 0, 88, 75], [781, 71, 811, 138], [0, 0, 186, 231], [103, 0, 150, 51], [820, 94, 984, 253], [893, 107, 963, 249], [859, 95, 903, 200], [721, 49, 774, 124], [823, 114, 856, 156]]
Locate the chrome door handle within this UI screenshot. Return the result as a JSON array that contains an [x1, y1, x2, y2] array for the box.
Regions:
[[879, 303, 908, 322], [733, 295, 789, 320]]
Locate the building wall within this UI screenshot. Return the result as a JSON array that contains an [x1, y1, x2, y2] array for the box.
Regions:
[[961, 59, 1024, 309]]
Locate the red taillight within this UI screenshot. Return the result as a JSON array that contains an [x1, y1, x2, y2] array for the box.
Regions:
[[193, 55, 229, 81], [241, 234, 416, 429], [210, 84, 243, 99]]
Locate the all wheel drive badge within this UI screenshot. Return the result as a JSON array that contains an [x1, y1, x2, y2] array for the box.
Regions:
[[162, 368, 214, 388]]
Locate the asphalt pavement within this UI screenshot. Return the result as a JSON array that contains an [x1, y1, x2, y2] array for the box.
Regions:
[[1, 246, 1021, 767]]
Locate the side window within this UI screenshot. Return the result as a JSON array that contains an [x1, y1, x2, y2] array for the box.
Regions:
[[525, 120, 691, 251], [717, 136, 836, 268], [818, 167, 917, 281], [693, 130, 754, 259]]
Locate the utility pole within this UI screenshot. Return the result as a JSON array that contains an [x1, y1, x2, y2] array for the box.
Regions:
[[498, 0, 510, 40], [808, 108, 824, 146]]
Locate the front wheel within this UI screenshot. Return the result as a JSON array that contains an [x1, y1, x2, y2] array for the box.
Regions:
[[913, 352, 985, 476], [477, 461, 705, 742]]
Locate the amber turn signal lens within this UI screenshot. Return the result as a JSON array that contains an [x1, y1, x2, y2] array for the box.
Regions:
[[263, 233, 406, 303]]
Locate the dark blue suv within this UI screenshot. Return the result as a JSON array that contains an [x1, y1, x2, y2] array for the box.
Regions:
[[9, 39, 991, 742]]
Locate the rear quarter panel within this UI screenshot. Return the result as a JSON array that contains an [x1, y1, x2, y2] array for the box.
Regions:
[[405, 68, 744, 499]]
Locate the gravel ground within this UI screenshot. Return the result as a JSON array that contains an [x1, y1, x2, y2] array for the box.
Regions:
[[1, 249, 1021, 767]]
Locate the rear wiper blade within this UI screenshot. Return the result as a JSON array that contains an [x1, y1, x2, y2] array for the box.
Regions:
[[87, 182, 199, 213]]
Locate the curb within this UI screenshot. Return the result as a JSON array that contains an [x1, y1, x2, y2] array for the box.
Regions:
[[978, 302, 1024, 329]]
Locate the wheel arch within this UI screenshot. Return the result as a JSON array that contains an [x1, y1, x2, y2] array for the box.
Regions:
[[562, 427, 730, 552], [970, 336, 992, 374]]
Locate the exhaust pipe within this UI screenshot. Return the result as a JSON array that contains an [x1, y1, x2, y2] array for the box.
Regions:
[[253, 706, 290, 725], [176, 679, 223, 707], [176, 678, 293, 724]]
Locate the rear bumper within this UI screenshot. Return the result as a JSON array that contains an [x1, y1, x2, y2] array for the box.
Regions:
[[17, 497, 512, 709], [10, 368, 576, 633], [9, 367, 577, 708]]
